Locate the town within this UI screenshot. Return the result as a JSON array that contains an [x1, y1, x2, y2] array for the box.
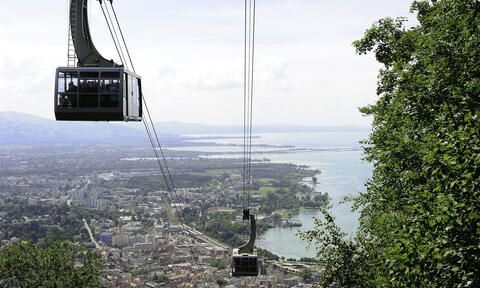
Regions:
[[0, 144, 327, 287]]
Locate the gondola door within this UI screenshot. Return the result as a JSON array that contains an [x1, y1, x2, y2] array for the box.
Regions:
[[124, 72, 142, 121]]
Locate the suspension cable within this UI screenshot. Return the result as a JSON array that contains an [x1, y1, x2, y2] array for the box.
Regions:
[[243, 0, 256, 212], [108, 1, 136, 73], [103, 1, 195, 242], [104, 3, 208, 285], [98, 2, 125, 66], [142, 99, 208, 286], [103, 1, 129, 70], [247, 0, 256, 208], [245, 0, 252, 207], [242, 0, 248, 213], [143, 96, 187, 214]]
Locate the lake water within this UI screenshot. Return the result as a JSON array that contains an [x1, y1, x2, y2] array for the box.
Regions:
[[176, 130, 373, 259], [254, 149, 371, 259], [187, 131, 366, 150]]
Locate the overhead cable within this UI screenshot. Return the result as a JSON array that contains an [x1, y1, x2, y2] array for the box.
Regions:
[[103, 1, 129, 70], [243, 0, 256, 211], [105, 2, 208, 285], [108, 2, 136, 73], [98, 2, 126, 66]]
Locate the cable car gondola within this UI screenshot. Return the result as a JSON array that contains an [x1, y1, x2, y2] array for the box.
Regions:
[[55, 67, 141, 121], [231, 210, 259, 277], [55, 0, 142, 122]]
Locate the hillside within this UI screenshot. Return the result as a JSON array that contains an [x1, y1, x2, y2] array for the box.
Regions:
[[0, 112, 149, 145], [0, 111, 369, 146]]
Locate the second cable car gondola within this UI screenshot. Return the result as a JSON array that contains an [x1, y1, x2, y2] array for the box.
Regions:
[[231, 210, 259, 277], [55, 0, 142, 122]]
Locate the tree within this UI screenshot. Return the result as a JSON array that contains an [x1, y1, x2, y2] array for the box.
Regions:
[[257, 247, 280, 261], [260, 263, 268, 275], [210, 259, 226, 270], [216, 279, 227, 287], [153, 273, 168, 283], [301, 208, 368, 287], [299, 267, 313, 283], [0, 241, 103, 287], [302, 1, 480, 287], [158, 274, 168, 283]]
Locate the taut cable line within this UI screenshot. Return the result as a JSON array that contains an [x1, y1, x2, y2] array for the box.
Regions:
[[105, 2, 208, 284], [243, 0, 256, 213]]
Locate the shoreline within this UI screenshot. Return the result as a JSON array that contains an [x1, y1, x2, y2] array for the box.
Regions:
[[176, 135, 364, 259]]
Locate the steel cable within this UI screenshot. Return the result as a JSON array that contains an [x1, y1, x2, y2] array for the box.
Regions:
[[103, 1, 129, 70], [104, 2, 208, 285], [99, 2, 125, 66], [108, 2, 136, 73]]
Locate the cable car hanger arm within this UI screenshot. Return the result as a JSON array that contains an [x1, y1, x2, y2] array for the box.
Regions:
[[70, 0, 120, 67], [237, 213, 256, 254]]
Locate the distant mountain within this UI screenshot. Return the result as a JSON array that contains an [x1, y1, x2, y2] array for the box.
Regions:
[[0, 112, 150, 145], [0, 111, 370, 146]]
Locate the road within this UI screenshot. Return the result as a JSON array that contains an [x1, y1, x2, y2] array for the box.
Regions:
[[181, 224, 230, 250], [83, 218, 101, 250]]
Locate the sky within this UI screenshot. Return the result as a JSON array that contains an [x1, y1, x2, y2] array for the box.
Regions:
[[0, 0, 416, 126]]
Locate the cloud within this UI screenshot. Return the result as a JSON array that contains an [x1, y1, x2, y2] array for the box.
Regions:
[[0, 0, 415, 126], [181, 69, 242, 91], [157, 67, 177, 80]]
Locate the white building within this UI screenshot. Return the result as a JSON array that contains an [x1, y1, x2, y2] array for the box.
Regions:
[[112, 234, 129, 248]]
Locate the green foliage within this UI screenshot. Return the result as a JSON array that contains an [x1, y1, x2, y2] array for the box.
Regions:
[[0, 204, 121, 243], [158, 274, 168, 283], [299, 257, 316, 263], [0, 241, 103, 287], [259, 182, 326, 214], [209, 259, 226, 270], [257, 247, 280, 261], [153, 273, 168, 283], [300, 208, 368, 287], [131, 267, 148, 277], [196, 212, 269, 247], [127, 174, 213, 190], [304, 1, 480, 287], [216, 279, 228, 287], [299, 267, 313, 283], [260, 264, 268, 275]]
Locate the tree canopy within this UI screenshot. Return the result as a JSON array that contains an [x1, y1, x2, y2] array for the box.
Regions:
[[0, 241, 103, 288], [302, 0, 480, 287]]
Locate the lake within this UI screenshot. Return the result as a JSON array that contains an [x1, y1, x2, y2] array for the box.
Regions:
[[254, 149, 371, 259], [177, 130, 373, 259]]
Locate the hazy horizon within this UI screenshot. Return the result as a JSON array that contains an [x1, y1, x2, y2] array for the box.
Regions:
[[0, 110, 371, 129]]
